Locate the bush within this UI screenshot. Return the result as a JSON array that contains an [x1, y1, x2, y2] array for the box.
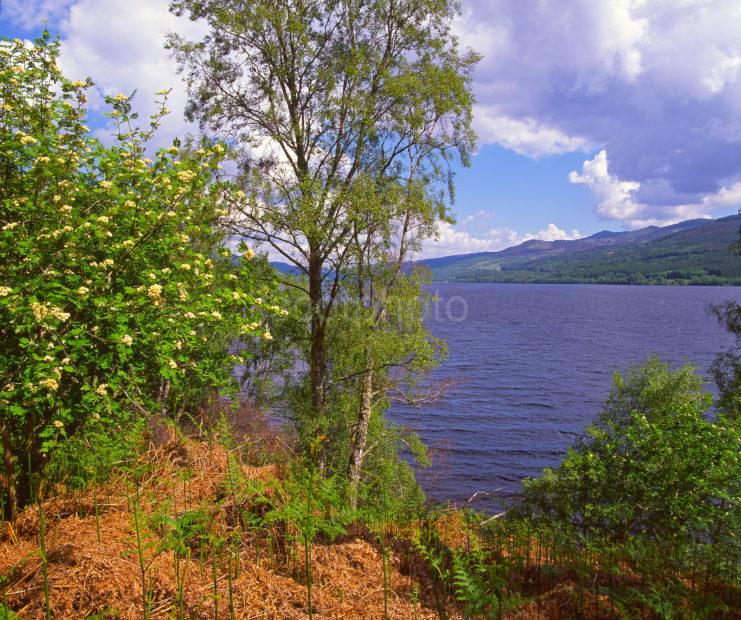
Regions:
[[0, 34, 285, 514], [521, 357, 739, 547]]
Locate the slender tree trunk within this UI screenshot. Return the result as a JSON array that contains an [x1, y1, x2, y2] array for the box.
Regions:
[[1, 424, 16, 521], [159, 379, 171, 417], [348, 350, 374, 510], [308, 254, 326, 422]]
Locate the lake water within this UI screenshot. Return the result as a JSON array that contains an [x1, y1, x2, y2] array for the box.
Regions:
[[386, 284, 741, 513]]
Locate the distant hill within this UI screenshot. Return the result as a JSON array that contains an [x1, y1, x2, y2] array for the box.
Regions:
[[417, 215, 741, 285], [270, 261, 302, 276]]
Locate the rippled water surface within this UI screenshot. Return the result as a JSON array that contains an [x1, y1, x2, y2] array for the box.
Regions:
[[386, 284, 741, 512]]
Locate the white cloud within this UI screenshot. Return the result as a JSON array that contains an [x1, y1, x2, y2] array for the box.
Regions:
[[569, 149, 741, 227], [474, 109, 591, 158], [457, 0, 741, 225], [569, 150, 642, 220], [533, 223, 584, 242], [704, 50, 741, 95], [2, 0, 73, 30], [8, 0, 204, 150], [422, 220, 582, 258]]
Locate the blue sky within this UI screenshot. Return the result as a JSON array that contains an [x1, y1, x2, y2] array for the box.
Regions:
[[3, 0, 740, 257]]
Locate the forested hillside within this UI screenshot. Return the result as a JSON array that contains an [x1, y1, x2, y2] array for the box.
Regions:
[[423, 215, 741, 285]]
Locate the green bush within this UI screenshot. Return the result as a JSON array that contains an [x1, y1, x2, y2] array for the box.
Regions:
[[0, 34, 285, 513], [521, 357, 739, 547]]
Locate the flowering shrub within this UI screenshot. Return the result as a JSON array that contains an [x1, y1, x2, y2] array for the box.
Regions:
[[0, 34, 283, 511]]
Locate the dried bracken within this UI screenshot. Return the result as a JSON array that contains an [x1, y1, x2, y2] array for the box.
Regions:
[[0, 432, 456, 619]]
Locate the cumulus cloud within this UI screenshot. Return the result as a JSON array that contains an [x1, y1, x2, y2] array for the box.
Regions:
[[1, 0, 73, 30], [568, 150, 642, 221], [422, 221, 582, 259], [569, 150, 741, 228], [5, 0, 203, 150], [474, 109, 592, 158], [457, 0, 741, 225]]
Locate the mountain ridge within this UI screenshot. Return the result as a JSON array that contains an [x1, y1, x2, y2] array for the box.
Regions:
[[269, 215, 741, 285], [416, 215, 741, 285]]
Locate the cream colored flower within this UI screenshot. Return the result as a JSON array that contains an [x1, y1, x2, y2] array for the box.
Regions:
[[77, 286, 89, 295], [114, 93, 128, 101], [100, 180, 112, 189], [147, 284, 163, 299], [97, 215, 110, 224], [40, 378, 60, 391], [254, 297, 263, 305], [2, 222, 18, 231], [59, 204, 72, 213], [179, 263, 191, 271], [184, 312, 196, 319], [177, 283, 188, 301], [261, 331, 273, 341], [124, 200, 136, 208], [121, 334, 133, 346], [211, 310, 222, 319], [168, 359, 177, 369], [50, 307, 70, 322], [242, 248, 256, 260], [96, 383, 108, 396], [31, 302, 49, 321], [53, 419, 64, 428], [0, 286, 11, 297]]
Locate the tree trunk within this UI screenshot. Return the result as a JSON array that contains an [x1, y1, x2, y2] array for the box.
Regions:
[[348, 351, 374, 510], [1, 423, 16, 522], [308, 254, 326, 422]]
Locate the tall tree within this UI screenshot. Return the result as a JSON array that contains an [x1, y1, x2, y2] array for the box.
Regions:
[[168, 0, 477, 435]]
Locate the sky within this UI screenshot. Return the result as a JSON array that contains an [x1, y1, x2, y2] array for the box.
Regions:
[[2, 0, 741, 258]]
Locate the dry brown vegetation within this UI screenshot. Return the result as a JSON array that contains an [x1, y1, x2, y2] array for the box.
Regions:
[[0, 429, 459, 619]]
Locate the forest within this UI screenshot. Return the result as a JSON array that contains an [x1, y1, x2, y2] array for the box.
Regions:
[[0, 2, 739, 617]]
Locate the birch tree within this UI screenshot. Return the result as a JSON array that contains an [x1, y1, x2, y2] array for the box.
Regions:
[[168, 0, 477, 452]]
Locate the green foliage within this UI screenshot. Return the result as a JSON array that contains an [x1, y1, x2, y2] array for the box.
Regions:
[[709, 300, 741, 419], [0, 34, 286, 511], [266, 463, 352, 545], [521, 357, 739, 547], [0, 606, 19, 620], [167, 0, 477, 502], [451, 547, 505, 619]]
